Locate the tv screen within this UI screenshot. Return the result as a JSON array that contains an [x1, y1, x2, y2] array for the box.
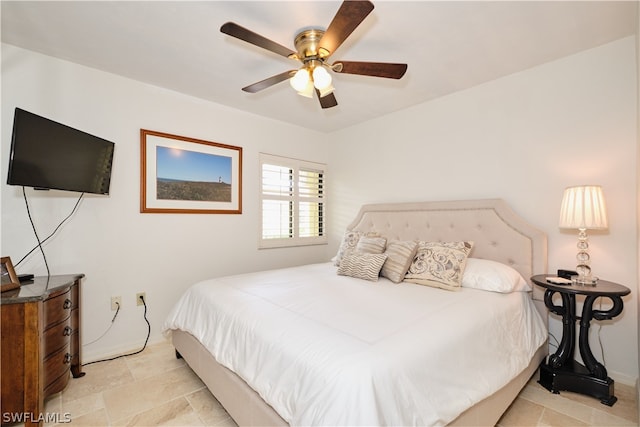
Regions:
[[7, 108, 115, 195]]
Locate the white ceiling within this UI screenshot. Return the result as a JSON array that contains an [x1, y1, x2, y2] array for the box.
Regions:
[[1, 1, 637, 133]]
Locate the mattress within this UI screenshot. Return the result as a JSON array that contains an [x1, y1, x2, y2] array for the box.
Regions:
[[163, 262, 547, 426]]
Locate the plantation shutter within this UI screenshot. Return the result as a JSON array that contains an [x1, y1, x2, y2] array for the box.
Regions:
[[260, 153, 327, 248], [298, 168, 324, 238], [261, 163, 294, 240]]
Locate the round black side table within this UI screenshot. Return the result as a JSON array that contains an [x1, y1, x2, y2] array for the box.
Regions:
[[531, 274, 630, 406]]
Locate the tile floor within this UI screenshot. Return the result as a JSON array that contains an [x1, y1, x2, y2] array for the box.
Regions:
[[41, 339, 637, 426]]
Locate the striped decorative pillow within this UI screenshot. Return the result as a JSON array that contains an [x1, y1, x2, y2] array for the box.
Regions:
[[356, 236, 387, 254], [381, 240, 418, 283], [337, 253, 388, 282]]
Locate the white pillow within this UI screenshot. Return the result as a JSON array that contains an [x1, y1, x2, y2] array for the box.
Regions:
[[462, 258, 531, 293]]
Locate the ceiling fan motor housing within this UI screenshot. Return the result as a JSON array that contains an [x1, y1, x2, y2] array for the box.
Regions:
[[293, 29, 327, 63]]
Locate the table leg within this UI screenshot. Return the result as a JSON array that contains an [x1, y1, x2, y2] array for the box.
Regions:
[[544, 290, 576, 368], [579, 295, 624, 380]]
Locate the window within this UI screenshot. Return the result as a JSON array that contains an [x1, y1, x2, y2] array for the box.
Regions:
[[260, 153, 326, 248]]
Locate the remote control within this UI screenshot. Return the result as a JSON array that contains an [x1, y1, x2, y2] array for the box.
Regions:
[[546, 276, 572, 285]]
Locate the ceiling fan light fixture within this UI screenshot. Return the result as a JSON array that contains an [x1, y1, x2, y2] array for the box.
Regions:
[[290, 68, 311, 92], [318, 84, 335, 98], [297, 79, 315, 98], [312, 65, 333, 90]]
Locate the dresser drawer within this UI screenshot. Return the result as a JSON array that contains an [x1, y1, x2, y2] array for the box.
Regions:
[[43, 289, 72, 328], [44, 369, 70, 397], [43, 317, 72, 358], [43, 344, 72, 390]]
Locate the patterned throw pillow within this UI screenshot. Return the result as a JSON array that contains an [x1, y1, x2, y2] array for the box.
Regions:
[[381, 240, 418, 283], [404, 241, 474, 291], [334, 231, 363, 266], [337, 253, 388, 282]]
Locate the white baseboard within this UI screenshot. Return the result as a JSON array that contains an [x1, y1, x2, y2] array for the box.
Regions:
[[637, 377, 639, 423], [81, 335, 168, 364], [608, 370, 638, 387]]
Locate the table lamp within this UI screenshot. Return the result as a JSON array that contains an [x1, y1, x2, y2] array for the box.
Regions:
[[558, 185, 608, 285]]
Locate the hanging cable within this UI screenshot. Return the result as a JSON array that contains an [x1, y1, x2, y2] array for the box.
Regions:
[[83, 295, 151, 366], [547, 331, 560, 350], [83, 301, 121, 346], [21, 187, 50, 276], [15, 189, 85, 271]]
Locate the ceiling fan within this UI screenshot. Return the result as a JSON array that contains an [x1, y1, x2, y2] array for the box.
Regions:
[[220, 0, 407, 109]]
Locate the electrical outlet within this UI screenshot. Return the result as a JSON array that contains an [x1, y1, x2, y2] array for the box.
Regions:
[[136, 292, 146, 306], [111, 296, 121, 311]]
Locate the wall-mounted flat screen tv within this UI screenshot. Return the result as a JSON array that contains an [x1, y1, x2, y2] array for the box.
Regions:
[[7, 108, 115, 195]]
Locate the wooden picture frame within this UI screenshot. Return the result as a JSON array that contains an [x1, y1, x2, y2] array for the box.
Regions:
[[1, 256, 20, 292], [140, 129, 242, 214]]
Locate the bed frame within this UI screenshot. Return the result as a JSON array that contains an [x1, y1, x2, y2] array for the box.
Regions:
[[172, 198, 548, 426]]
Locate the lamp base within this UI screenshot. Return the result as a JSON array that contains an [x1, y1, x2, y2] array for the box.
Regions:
[[572, 275, 599, 286]]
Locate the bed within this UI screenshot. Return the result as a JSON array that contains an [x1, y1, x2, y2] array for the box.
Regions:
[[163, 199, 549, 426]]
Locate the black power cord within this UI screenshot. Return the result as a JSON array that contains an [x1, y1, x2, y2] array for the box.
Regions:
[[83, 295, 151, 366], [20, 186, 50, 276], [16, 188, 85, 274], [547, 331, 560, 350]]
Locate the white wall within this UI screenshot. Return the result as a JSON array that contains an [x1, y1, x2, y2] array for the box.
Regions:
[[328, 37, 639, 385], [1, 44, 329, 361], [636, 0, 640, 410], [2, 36, 638, 385]]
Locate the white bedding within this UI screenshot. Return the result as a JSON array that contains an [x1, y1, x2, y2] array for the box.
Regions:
[[163, 262, 546, 426]]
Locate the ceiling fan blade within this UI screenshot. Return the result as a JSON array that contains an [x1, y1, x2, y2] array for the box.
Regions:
[[242, 70, 296, 93], [316, 90, 338, 109], [334, 61, 407, 79], [318, 0, 374, 57], [221, 22, 296, 59]]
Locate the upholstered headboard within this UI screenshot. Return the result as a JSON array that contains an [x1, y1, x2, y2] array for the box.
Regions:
[[346, 199, 548, 306]]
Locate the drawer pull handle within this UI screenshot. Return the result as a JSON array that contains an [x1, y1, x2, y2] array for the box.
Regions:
[[63, 326, 73, 336], [64, 353, 72, 364], [63, 299, 72, 309]]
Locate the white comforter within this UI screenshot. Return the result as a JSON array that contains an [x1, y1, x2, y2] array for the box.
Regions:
[[163, 262, 546, 426]]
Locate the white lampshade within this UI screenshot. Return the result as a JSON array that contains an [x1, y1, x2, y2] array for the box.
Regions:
[[290, 68, 311, 92], [312, 66, 332, 90], [559, 185, 608, 230]]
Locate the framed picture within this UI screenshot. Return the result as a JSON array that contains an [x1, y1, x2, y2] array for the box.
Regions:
[[140, 130, 242, 214], [1, 256, 20, 292]]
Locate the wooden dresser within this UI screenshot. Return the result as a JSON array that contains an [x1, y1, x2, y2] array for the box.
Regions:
[[1, 274, 84, 426]]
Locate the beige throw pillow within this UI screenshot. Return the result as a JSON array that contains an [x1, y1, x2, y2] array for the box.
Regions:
[[356, 236, 387, 254], [337, 253, 388, 282], [334, 231, 363, 266], [405, 241, 474, 291], [381, 240, 418, 283]]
